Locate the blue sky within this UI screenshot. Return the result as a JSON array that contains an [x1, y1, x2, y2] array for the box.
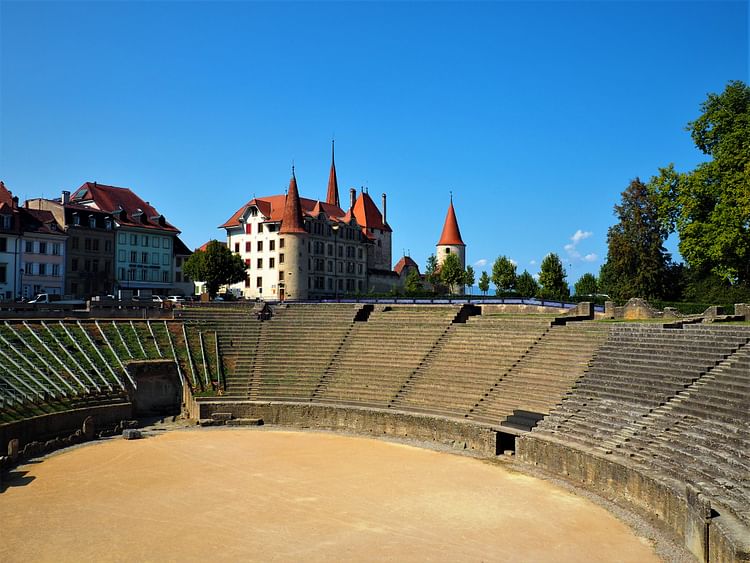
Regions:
[[1, 1, 747, 288]]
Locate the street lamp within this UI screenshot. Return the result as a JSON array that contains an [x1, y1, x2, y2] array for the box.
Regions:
[[331, 223, 340, 300]]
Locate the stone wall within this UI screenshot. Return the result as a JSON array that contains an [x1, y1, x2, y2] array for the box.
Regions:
[[0, 403, 133, 459], [481, 304, 568, 315], [195, 400, 499, 456], [516, 435, 750, 563]]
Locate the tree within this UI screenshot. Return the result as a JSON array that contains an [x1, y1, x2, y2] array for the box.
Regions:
[[652, 80, 750, 284], [491, 256, 516, 295], [599, 178, 672, 301], [538, 253, 569, 300], [183, 240, 247, 298], [463, 265, 475, 294], [478, 271, 490, 295], [516, 270, 539, 298], [424, 254, 440, 287], [574, 273, 599, 297], [440, 253, 465, 294], [404, 268, 423, 294]]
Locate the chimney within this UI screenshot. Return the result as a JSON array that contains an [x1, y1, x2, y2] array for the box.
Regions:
[[11, 196, 18, 209], [62, 190, 70, 204], [349, 188, 356, 210], [382, 193, 387, 225]]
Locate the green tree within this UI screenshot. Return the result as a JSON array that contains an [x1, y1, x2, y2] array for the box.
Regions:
[[463, 265, 475, 294], [574, 273, 599, 297], [440, 253, 465, 294], [538, 253, 569, 300], [516, 270, 539, 298], [491, 256, 517, 294], [652, 80, 750, 284], [599, 178, 672, 301], [183, 240, 247, 298], [478, 271, 490, 295], [424, 254, 440, 287], [404, 268, 423, 294]]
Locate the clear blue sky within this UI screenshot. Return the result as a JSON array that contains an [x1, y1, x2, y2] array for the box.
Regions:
[[1, 1, 747, 287]]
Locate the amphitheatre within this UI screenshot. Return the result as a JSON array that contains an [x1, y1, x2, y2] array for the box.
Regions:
[[0, 299, 748, 562]]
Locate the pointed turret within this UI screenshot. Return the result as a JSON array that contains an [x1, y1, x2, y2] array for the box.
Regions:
[[437, 196, 465, 246], [326, 140, 340, 207], [279, 169, 306, 234]]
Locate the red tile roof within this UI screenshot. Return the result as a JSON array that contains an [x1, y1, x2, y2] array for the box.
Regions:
[[279, 174, 306, 234], [70, 182, 179, 233], [437, 200, 464, 246], [220, 194, 346, 228], [394, 255, 419, 275], [352, 191, 391, 232], [0, 181, 13, 207], [20, 208, 65, 237]]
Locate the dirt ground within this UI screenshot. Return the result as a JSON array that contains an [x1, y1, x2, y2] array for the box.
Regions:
[[0, 429, 662, 562]]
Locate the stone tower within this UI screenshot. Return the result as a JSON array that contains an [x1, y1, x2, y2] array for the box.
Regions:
[[436, 196, 465, 270], [279, 170, 308, 301]]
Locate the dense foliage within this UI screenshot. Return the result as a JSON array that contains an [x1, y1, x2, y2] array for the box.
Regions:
[[516, 270, 539, 298], [440, 253, 465, 293], [538, 253, 569, 300], [478, 271, 490, 295], [183, 240, 247, 298], [491, 256, 517, 294], [574, 272, 599, 297]]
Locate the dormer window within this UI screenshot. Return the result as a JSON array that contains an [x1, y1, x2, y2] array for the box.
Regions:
[[0, 215, 10, 230], [89, 215, 96, 228], [249, 207, 258, 217], [105, 218, 112, 230], [73, 213, 80, 226]]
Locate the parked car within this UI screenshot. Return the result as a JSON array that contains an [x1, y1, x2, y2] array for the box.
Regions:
[[152, 295, 165, 303], [167, 295, 185, 303]]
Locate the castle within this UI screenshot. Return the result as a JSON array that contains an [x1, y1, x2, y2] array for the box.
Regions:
[[221, 145, 395, 300]]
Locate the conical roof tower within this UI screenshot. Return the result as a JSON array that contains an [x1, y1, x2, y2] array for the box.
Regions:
[[279, 168, 306, 234], [326, 140, 340, 207], [437, 196, 465, 246]]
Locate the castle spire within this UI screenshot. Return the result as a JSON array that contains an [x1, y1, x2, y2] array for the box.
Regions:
[[326, 139, 340, 207], [437, 197, 465, 246], [279, 169, 306, 234]]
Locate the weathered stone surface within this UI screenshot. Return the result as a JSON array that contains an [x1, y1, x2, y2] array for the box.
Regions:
[[82, 416, 95, 440], [122, 429, 142, 440], [211, 412, 233, 421], [226, 418, 264, 426], [7, 438, 19, 461]]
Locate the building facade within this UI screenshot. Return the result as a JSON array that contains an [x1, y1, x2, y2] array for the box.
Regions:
[[18, 208, 67, 298], [68, 182, 181, 295], [0, 182, 22, 300], [221, 149, 392, 300], [27, 193, 116, 298]]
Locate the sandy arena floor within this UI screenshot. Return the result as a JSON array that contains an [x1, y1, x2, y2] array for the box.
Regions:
[[0, 429, 661, 562]]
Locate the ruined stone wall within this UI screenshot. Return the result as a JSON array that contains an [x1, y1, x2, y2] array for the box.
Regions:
[[517, 435, 750, 563], [195, 400, 499, 456], [125, 360, 182, 417]]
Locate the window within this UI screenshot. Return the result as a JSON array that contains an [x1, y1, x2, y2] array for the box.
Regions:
[[84, 260, 90, 272], [105, 240, 112, 252], [245, 222, 252, 234], [249, 207, 258, 217], [162, 271, 170, 282], [118, 268, 125, 280], [141, 252, 148, 264], [38, 263, 46, 276], [52, 243, 60, 256], [257, 258, 263, 269], [234, 243, 240, 253], [25, 241, 33, 253], [327, 244, 333, 256], [279, 271, 284, 281], [130, 251, 137, 262], [39, 242, 48, 255], [445, 248, 450, 254], [52, 264, 60, 277], [162, 253, 169, 266], [71, 282, 78, 294], [105, 219, 112, 230], [142, 235, 149, 246], [92, 239, 99, 252], [0, 238, 6, 252], [0, 263, 6, 283], [245, 241, 251, 252], [104, 261, 111, 274], [92, 260, 99, 272], [256, 276, 262, 288], [358, 248, 363, 260], [244, 259, 250, 267], [162, 238, 170, 249], [269, 240, 275, 251], [244, 275, 250, 288], [130, 234, 137, 245], [72, 258, 78, 272], [128, 268, 136, 280], [0, 215, 10, 229], [73, 214, 81, 226], [269, 257, 275, 269], [118, 250, 126, 262], [140, 269, 147, 281], [257, 241, 263, 252], [119, 232, 126, 244], [279, 253, 284, 264], [358, 264, 363, 274], [152, 237, 159, 248], [267, 224, 276, 232], [151, 253, 159, 265], [279, 238, 285, 248], [72, 237, 79, 250], [89, 216, 96, 228], [84, 239, 91, 251]]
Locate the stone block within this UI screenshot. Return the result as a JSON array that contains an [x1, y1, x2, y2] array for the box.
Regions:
[[7, 438, 19, 461], [82, 416, 95, 440], [226, 418, 264, 426], [122, 429, 142, 440], [211, 412, 233, 421]]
